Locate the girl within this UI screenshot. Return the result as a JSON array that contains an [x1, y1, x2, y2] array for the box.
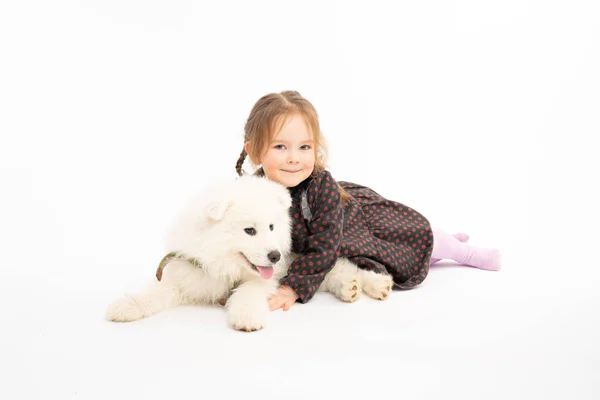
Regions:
[[235, 90, 501, 311]]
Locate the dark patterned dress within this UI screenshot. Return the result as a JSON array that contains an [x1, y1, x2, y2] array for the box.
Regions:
[[278, 169, 434, 303]]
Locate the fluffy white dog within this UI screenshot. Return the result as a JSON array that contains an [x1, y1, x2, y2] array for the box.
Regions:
[[106, 175, 392, 331]]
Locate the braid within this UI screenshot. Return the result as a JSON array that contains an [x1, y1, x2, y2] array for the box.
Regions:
[[235, 148, 247, 176]]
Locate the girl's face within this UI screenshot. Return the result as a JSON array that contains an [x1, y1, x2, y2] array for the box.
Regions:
[[252, 114, 315, 188]]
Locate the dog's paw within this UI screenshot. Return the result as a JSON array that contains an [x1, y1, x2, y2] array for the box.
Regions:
[[106, 296, 144, 322], [362, 273, 393, 300], [227, 302, 268, 332], [336, 277, 360, 302]]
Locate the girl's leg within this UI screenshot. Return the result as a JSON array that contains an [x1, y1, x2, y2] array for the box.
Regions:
[[430, 227, 501, 270], [430, 232, 469, 264]]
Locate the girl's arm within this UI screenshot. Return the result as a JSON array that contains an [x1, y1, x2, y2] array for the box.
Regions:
[[279, 171, 343, 303]]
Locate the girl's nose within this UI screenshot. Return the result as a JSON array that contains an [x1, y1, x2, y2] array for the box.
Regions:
[[287, 150, 300, 163]]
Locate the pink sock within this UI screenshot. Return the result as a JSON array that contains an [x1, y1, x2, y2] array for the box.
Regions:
[[430, 232, 469, 264], [430, 227, 501, 271]]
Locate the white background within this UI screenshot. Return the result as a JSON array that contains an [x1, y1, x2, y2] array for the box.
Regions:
[[1, 1, 598, 399]]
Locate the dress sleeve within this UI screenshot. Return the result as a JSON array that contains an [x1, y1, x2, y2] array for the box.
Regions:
[[279, 171, 344, 303]]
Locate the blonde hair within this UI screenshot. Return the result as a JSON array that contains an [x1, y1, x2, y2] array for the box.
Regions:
[[235, 90, 352, 202]]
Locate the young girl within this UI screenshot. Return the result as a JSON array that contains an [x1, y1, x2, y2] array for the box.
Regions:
[[235, 90, 501, 311]]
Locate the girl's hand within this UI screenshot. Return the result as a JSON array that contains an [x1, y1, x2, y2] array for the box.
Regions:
[[268, 285, 299, 311]]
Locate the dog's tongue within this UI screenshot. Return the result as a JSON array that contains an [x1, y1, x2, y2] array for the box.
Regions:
[[256, 266, 274, 279]]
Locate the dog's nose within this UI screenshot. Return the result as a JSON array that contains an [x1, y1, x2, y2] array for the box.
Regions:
[[267, 251, 281, 264]]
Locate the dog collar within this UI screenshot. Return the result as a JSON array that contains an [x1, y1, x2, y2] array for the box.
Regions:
[[155, 251, 203, 281]]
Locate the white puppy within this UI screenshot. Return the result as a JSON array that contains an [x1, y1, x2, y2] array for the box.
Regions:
[[106, 175, 392, 331]]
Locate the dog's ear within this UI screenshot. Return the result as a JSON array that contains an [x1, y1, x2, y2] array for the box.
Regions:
[[276, 189, 292, 209], [205, 199, 231, 221]]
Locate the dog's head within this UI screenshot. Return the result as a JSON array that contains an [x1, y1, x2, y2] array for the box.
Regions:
[[166, 175, 292, 280]]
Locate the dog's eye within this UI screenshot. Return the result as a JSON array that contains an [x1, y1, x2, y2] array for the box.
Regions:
[[269, 224, 274, 231], [244, 227, 256, 236]]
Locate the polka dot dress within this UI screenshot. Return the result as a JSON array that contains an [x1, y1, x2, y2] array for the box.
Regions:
[[279, 169, 434, 303]]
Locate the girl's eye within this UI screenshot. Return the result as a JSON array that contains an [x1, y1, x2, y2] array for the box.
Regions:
[[269, 224, 274, 231], [274, 144, 285, 150], [300, 145, 312, 150], [244, 227, 257, 236]]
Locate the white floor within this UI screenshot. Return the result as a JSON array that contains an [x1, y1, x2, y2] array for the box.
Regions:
[[2, 246, 598, 400]]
